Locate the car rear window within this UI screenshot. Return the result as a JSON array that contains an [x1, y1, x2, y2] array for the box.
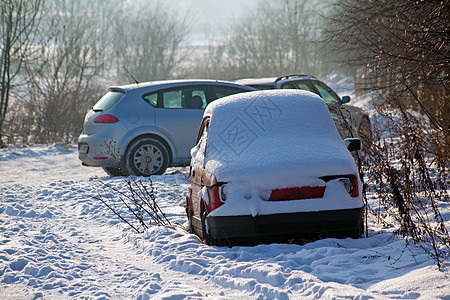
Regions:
[[92, 91, 125, 111]]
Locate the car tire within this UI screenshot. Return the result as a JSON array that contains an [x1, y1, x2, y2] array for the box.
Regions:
[[201, 209, 214, 245], [186, 198, 194, 234], [358, 117, 372, 150], [125, 138, 169, 176], [359, 214, 365, 236], [102, 167, 128, 177]]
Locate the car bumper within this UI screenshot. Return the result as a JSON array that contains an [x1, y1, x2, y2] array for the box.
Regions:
[[77, 135, 120, 167], [206, 207, 364, 240]]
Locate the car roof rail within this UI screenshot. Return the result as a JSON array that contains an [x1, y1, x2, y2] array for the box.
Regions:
[[274, 74, 315, 82]]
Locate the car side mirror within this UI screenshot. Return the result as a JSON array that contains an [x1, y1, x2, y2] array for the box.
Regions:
[[342, 96, 350, 104], [344, 138, 361, 152]]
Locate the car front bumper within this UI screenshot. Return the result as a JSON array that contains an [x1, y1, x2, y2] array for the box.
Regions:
[[206, 206, 364, 241]]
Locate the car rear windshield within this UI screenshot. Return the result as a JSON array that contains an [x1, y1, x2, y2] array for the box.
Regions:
[[92, 90, 125, 111]]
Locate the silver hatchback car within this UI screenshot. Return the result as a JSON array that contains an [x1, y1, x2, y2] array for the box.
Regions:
[[78, 80, 256, 176]]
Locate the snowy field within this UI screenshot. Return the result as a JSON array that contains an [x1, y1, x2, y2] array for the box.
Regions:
[[0, 143, 449, 299]]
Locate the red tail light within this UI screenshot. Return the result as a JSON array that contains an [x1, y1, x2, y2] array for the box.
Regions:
[[269, 186, 326, 201], [320, 174, 359, 197], [350, 176, 359, 197], [94, 114, 119, 123]]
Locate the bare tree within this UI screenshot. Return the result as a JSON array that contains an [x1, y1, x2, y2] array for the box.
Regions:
[[16, 0, 107, 143], [0, 0, 42, 147], [326, 0, 448, 130], [112, 1, 190, 83], [205, 0, 326, 79]]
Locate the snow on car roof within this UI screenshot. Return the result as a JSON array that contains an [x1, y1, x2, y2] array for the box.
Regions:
[[201, 90, 358, 187], [232, 75, 316, 86], [231, 77, 279, 85]]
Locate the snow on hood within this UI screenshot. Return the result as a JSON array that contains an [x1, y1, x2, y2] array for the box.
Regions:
[[200, 90, 358, 189]]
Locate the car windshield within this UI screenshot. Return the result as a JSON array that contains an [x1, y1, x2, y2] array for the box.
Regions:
[[281, 80, 341, 105], [309, 81, 341, 105], [92, 91, 125, 111]]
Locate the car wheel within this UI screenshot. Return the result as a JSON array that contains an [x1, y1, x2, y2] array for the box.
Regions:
[[126, 138, 169, 176], [359, 214, 365, 236], [102, 167, 127, 177], [186, 199, 194, 234], [201, 209, 214, 245], [358, 117, 372, 150]]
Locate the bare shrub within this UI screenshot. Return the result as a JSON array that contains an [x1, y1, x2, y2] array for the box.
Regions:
[[93, 176, 171, 233], [364, 93, 449, 268], [326, 0, 449, 268]]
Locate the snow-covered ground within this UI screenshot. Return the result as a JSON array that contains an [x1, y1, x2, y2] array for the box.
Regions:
[[0, 143, 449, 299]]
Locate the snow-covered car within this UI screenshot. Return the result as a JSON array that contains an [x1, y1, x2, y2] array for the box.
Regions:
[[77, 80, 256, 176], [186, 90, 364, 245], [232, 75, 372, 145]]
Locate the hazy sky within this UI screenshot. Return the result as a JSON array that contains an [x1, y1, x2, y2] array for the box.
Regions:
[[181, 0, 259, 39]]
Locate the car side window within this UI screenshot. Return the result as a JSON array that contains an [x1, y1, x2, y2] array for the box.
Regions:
[[143, 93, 158, 107], [211, 86, 247, 102], [280, 82, 298, 89], [162, 87, 207, 109], [296, 81, 313, 92], [310, 81, 340, 104]]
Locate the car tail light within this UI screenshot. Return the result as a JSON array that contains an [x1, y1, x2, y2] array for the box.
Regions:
[[350, 176, 359, 197], [337, 176, 359, 197], [94, 114, 119, 123], [321, 174, 359, 197], [207, 184, 226, 211], [338, 178, 353, 194], [269, 186, 326, 201]]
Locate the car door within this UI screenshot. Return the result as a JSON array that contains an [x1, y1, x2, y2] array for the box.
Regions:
[[154, 86, 208, 161]]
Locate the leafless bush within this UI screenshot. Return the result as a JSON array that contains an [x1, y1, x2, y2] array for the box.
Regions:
[[364, 93, 449, 268], [326, 0, 449, 268], [93, 176, 171, 233]]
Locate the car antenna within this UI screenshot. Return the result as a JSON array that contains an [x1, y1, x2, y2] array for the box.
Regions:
[[123, 65, 139, 85]]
